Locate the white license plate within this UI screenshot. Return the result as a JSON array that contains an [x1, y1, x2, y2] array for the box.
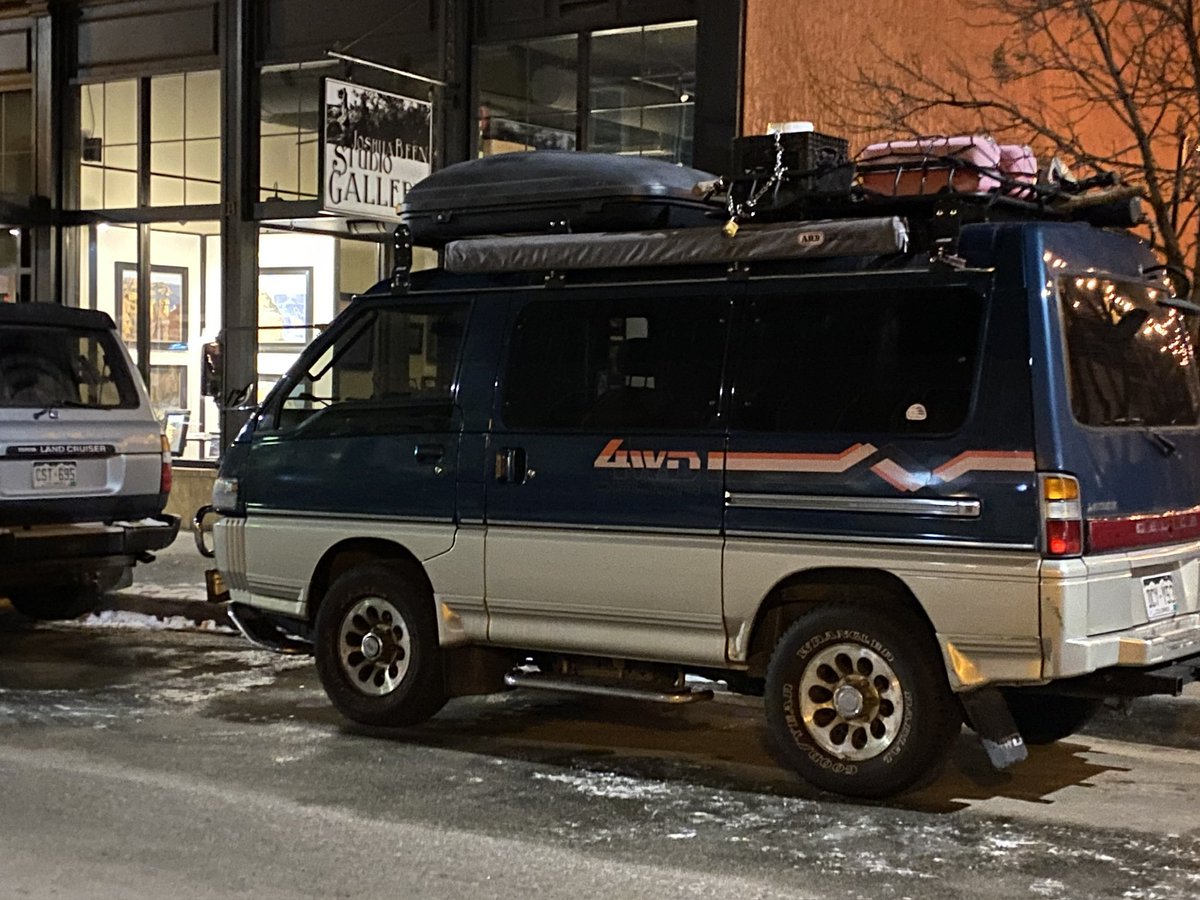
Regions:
[[1142, 574, 1178, 620], [32, 461, 77, 489]]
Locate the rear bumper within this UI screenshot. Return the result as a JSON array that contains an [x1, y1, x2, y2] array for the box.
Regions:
[[1043, 547, 1200, 679], [0, 514, 180, 588], [1055, 611, 1200, 675]]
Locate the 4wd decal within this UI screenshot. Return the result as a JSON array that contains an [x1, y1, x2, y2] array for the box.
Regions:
[[592, 439, 703, 470], [592, 438, 1034, 490]]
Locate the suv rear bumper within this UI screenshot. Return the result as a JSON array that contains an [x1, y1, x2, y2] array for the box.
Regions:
[[0, 514, 180, 589]]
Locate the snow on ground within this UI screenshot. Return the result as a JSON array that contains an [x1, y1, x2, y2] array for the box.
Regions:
[[82, 609, 231, 632]]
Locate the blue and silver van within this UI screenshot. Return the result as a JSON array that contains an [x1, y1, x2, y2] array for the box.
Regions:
[[211, 155, 1200, 798]]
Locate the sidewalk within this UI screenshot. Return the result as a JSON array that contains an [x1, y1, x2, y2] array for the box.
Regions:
[[99, 533, 231, 628]]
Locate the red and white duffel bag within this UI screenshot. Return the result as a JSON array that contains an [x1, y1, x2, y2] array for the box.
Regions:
[[858, 135, 1036, 197]]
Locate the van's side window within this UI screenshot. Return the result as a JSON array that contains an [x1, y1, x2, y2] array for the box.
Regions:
[[503, 296, 726, 429], [270, 304, 468, 437], [735, 289, 982, 434]]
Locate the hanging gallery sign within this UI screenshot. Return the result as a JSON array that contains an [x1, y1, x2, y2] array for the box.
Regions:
[[321, 78, 432, 222]]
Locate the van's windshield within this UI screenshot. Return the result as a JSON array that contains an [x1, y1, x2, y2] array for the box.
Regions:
[[1059, 275, 1200, 428], [0, 325, 138, 410]]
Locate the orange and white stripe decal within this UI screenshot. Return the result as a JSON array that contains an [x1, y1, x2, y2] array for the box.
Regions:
[[870, 459, 927, 492], [709, 442, 878, 473], [597, 438, 1034, 494], [933, 450, 1036, 483]]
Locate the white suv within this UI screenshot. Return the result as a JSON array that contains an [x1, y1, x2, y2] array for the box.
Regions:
[[0, 303, 179, 620]]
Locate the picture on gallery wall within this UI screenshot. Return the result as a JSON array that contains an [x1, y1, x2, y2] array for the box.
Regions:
[[149, 364, 187, 419], [258, 267, 313, 346], [116, 263, 188, 348]]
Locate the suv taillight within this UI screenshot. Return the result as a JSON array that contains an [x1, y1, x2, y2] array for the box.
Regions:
[[1040, 473, 1082, 557], [160, 434, 173, 495]]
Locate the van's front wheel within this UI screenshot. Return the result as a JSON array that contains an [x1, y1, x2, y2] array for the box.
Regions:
[[764, 603, 961, 798], [313, 562, 447, 727]]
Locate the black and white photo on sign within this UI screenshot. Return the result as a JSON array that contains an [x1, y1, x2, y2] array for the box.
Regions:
[[323, 79, 431, 221]]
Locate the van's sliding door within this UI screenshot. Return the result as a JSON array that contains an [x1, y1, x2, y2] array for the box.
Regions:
[[484, 287, 733, 665]]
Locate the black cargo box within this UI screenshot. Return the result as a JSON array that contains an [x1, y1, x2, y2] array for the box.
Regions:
[[401, 151, 721, 245]]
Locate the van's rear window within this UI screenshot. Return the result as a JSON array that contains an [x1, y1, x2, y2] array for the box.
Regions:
[[0, 325, 138, 409], [1059, 276, 1200, 427]]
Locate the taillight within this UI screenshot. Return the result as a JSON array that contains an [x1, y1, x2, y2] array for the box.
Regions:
[[1040, 473, 1082, 556], [160, 434, 173, 495]]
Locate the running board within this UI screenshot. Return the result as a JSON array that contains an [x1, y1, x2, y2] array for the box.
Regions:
[[227, 602, 312, 656], [504, 671, 713, 704]]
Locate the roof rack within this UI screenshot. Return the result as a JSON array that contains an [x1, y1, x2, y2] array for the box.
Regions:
[[388, 145, 1146, 286]]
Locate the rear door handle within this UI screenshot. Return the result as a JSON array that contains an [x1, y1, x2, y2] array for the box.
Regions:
[[414, 442, 445, 463]]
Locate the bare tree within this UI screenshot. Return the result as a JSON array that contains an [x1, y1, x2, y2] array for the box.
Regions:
[[843, 0, 1200, 281]]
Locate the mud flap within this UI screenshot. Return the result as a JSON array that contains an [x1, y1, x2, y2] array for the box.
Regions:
[[959, 687, 1028, 769]]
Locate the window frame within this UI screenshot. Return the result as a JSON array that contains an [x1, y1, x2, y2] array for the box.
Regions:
[[473, 20, 698, 165]]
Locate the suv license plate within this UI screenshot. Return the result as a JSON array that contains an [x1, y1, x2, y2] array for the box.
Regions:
[[32, 461, 77, 489], [1142, 574, 1177, 620]]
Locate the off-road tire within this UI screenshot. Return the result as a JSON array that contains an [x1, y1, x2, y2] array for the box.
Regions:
[[764, 602, 962, 798], [1002, 690, 1103, 745], [313, 562, 447, 727]]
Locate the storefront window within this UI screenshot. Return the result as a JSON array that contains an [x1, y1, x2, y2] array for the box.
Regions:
[[478, 35, 578, 154], [476, 22, 696, 164], [0, 89, 32, 197], [588, 23, 695, 162], [78, 221, 222, 461], [150, 70, 221, 206], [80, 80, 139, 209], [259, 62, 334, 201], [256, 229, 383, 402], [0, 229, 23, 302]]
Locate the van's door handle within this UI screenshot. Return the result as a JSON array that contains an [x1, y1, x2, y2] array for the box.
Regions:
[[414, 442, 445, 463], [495, 447, 528, 484]]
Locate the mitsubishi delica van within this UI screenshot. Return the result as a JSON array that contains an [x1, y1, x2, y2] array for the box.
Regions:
[[0, 303, 179, 619], [212, 151, 1200, 798]]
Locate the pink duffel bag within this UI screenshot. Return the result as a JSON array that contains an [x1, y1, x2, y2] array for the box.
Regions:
[[858, 135, 1036, 197]]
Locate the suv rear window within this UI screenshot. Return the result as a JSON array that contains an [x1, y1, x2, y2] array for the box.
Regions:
[[0, 325, 138, 409], [1059, 276, 1200, 427]]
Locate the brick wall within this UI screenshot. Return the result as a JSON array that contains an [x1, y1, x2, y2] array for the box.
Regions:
[[742, 0, 1060, 150]]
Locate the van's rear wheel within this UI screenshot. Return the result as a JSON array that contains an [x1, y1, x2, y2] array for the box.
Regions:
[[764, 602, 962, 798], [1002, 690, 1102, 745], [313, 562, 446, 727]]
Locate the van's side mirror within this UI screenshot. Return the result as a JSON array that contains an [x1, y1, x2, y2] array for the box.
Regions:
[[200, 340, 223, 399]]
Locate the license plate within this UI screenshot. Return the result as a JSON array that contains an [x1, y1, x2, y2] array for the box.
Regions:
[[1142, 574, 1177, 620], [32, 461, 77, 489]]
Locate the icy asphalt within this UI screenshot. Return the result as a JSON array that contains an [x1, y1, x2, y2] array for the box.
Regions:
[[0, 538, 1198, 899]]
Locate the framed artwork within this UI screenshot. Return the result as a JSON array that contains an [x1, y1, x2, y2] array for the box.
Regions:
[[149, 364, 188, 417], [258, 267, 313, 346], [115, 263, 188, 348]]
